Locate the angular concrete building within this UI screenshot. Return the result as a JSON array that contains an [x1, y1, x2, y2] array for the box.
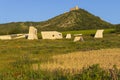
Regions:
[[41, 31, 63, 39], [94, 30, 104, 38], [0, 34, 27, 40], [28, 26, 38, 40], [70, 5, 79, 11], [74, 34, 84, 42], [66, 34, 71, 39]]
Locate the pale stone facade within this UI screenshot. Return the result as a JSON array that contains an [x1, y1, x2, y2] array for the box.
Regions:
[[0, 26, 38, 40], [0, 34, 27, 40], [74, 34, 84, 42], [13, 34, 27, 39], [28, 26, 38, 40], [94, 30, 104, 38], [41, 31, 63, 39], [66, 34, 71, 39]]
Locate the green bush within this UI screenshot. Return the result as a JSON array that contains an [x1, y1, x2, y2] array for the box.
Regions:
[[116, 26, 120, 33], [74, 64, 110, 80], [1, 63, 120, 80]]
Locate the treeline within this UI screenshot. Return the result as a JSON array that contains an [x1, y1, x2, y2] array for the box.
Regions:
[[0, 22, 28, 35]]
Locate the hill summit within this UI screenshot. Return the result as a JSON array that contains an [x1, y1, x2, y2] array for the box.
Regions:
[[0, 6, 114, 34], [37, 6, 113, 31], [70, 5, 79, 11]]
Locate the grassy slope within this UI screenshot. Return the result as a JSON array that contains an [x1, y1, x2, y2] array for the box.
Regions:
[[37, 9, 113, 30], [37, 29, 115, 39], [0, 29, 119, 79], [40, 48, 120, 74], [0, 29, 119, 71], [62, 29, 114, 36]]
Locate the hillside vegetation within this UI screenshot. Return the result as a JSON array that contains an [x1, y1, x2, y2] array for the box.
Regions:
[[40, 48, 120, 73], [0, 8, 119, 79], [0, 22, 29, 35], [115, 24, 120, 33], [0, 8, 115, 35], [0, 32, 120, 79], [38, 9, 113, 31]]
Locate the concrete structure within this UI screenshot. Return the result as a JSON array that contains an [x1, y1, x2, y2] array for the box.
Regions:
[[28, 26, 38, 40], [74, 34, 84, 42], [0, 34, 27, 40], [70, 6, 79, 11], [0, 26, 38, 40], [66, 34, 71, 39], [0, 35, 12, 40], [13, 34, 27, 39], [41, 31, 63, 39], [94, 30, 104, 38]]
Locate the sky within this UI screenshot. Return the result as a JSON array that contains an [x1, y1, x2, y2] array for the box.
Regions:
[[0, 0, 120, 24]]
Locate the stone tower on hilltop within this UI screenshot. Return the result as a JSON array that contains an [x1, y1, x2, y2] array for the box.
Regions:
[[70, 5, 79, 11]]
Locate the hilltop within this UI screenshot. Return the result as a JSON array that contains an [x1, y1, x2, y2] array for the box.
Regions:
[[0, 7, 115, 35], [38, 8, 113, 31]]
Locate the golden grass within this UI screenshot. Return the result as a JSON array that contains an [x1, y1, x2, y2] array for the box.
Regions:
[[40, 48, 120, 73]]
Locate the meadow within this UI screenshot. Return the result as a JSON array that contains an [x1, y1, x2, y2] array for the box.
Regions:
[[0, 29, 120, 80], [40, 48, 120, 74], [62, 29, 115, 36]]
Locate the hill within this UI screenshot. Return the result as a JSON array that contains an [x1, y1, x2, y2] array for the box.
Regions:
[[0, 8, 115, 35], [37, 8, 113, 31]]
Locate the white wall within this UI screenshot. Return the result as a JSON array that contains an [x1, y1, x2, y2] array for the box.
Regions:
[[0, 35, 12, 40], [41, 31, 63, 39], [28, 26, 38, 40], [94, 30, 104, 38]]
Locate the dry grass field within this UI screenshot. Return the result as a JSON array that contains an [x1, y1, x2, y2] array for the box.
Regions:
[[0, 32, 119, 79], [40, 48, 120, 73]]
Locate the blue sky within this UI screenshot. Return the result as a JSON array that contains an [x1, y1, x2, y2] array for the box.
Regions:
[[0, 0, 120, 24]]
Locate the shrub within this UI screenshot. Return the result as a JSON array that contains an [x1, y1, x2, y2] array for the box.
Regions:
[[115, 25, 120, 33]]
